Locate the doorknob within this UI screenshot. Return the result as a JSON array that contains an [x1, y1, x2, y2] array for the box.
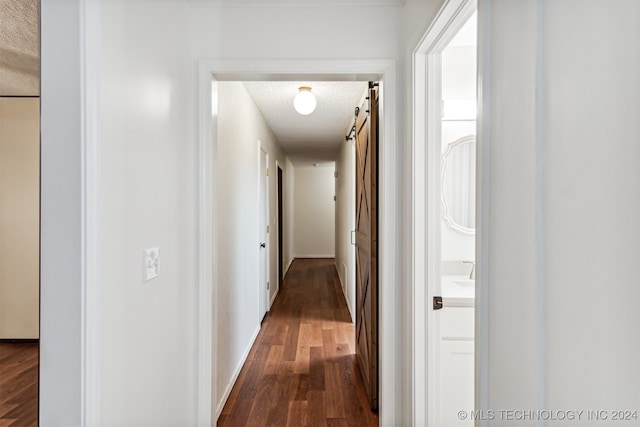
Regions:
[[260, 243, 266, 248]]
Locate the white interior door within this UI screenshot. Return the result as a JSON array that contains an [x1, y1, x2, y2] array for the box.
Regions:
[[259, 146, 268, 321]]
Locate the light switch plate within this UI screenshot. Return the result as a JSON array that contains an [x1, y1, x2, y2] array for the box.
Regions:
[[144, 247, 160, 281]]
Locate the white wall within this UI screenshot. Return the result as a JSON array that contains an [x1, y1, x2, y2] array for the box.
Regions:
[[190, 5, 400, 61], [293, 166, 336, 258], [215, 81, 293, 414], [96, 1, 197, 425], [253, 88, 295, 304], [335, 139, 356, 321], [0, 97, 39, 339], [37, 1, 445, 425], [41, 1, 640, 426], [478, 0, 640, 421], [215, 81, 260, 413]]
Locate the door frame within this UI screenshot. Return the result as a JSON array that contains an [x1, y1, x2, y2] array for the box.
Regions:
[[258, 144, 270, 321], [412, 0, 476, 425], [276, 162, 284, 287], [197, 59, 397, 425]]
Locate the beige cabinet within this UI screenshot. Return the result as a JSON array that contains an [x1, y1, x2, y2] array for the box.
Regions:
[[0, 97, 39, 339]]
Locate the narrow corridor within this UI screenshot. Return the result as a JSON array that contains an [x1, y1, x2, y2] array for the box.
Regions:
[[218, 258, 378, 427]]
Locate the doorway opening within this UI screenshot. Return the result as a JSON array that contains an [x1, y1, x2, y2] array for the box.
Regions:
[[277, 165, 284, 285], [412, 0, 477, 425], [197, 60, 397, 426], [213, 79, 377, 424]]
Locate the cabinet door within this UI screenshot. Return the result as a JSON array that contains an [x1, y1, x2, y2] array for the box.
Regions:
[[438, 307, 474, 427]]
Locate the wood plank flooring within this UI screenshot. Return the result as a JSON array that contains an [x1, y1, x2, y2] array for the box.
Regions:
[[0, 342, 38, 427], [218, 258, 378, 427]]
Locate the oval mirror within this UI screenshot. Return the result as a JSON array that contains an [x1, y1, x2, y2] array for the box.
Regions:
[[441, 135, 476, 234]]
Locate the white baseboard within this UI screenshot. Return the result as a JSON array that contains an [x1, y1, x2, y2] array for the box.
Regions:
[[268, 286, 279, 309], [293, 254, 336, 259], [334, 261, 355, 323], [215, 325, 261, 420], [284, 258, 293, 276]]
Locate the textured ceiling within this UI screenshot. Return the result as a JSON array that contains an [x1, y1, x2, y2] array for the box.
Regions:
[[0, 0, 39, 96], [243, 81, 368, 166]]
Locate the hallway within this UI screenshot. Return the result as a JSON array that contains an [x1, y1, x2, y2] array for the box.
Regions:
[[218, 258, 378, 427]]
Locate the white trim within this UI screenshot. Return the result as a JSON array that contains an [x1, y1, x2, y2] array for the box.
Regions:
[[189, 0, 406, 8], [197, 67, 216, 427], [293, 254, 337, 259], [40, 1, 91, 424], [411, 0, 476, 425], [215, 325, 261, 419], [284, 258, 294, 277], [275, 159, 283, 296], [197, 58, 397, 426], [82, 0, 102, 424], [335, 261, 355, 322], [533, 0, 547, 412], [259, 144, 270, 320], [475, 1, 491, 423], [269, 287, 280, 309]]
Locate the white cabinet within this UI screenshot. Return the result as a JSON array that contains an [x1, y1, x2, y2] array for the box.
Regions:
[[438, 307, 474, 427], [436, 276, 475, 427]]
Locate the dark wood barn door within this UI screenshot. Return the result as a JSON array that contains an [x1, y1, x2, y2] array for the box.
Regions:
[[355, 84, 379, 410]]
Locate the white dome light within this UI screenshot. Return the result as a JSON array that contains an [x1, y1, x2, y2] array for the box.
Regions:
[[293, 86, 317, 115]]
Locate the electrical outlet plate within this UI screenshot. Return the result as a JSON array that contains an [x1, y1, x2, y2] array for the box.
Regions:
[[144, 247, 160, 281]]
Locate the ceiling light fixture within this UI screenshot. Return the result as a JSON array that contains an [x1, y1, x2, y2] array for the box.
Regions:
[[293, 86, 316, 115]]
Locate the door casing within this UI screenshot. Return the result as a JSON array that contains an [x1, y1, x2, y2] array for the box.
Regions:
[[259, 145, 269, 321], [197, 59, 397, 425], [276, 163, 284, 285]]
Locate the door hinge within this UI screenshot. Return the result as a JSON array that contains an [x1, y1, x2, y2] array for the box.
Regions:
[[266, 225, 270, 233], [266, 168, 269, 177], [267, 281, 270, 290], [433, 296, 443, 310]]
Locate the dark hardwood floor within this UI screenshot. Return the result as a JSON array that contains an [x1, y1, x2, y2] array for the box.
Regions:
[[218, 258, 378, 427], [0, 341, 38, 427]]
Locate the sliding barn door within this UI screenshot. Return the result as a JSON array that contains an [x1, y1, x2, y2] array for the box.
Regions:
[[355, 84, 379, 410]]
